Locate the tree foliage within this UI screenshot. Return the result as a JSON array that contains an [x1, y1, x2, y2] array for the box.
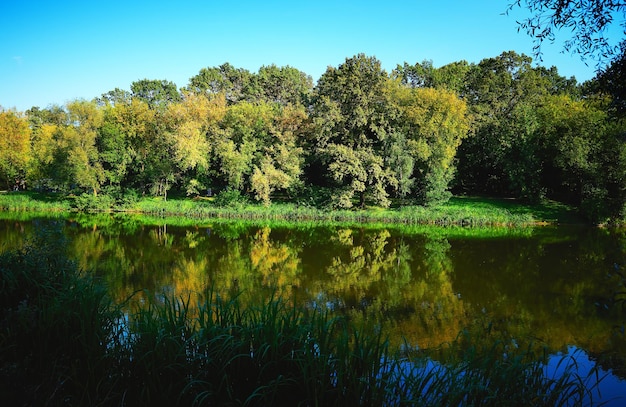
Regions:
[[596, 40, 626, 117], [8, 53, 626, 223], [390, 84, 469, 204], [131, 79, 181, 108], [312, 54, 397, 208], [0, 111, 31, 190], [508, 0, 626, 63]]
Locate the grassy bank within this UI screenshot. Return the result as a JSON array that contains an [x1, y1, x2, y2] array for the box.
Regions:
[[0, 230, 605, 406], [0, 191, 586, 226]]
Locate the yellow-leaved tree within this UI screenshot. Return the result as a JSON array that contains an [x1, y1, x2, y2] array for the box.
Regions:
[[0, 111, 31, 190], [389, 82, 470, 205]]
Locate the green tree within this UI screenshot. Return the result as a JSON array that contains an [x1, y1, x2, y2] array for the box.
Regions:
[[26, 105, 67, 128], [27, 123, 58, 188], [131, 79, 181, 109], [212, 101, 272, 191], [255, 64, 313, 106], [97, 120, 131, 188], [25, 105, 68, 189], [384, 131, 415, 199], [596, 41, 626, 118], [187, 63, 257, 104], [250, 105, 306, 205], [311, 54, 396, 208], [455, 51, 558, 198], [535, 94, 611, 217], [211, 101, 304, 204], [52, 100, 105, 196], [97, 88, 132, 106], [393, 60, 470, 94], [100, 96, 175, 198], [324, 144, 393, 208], [0, 111, 31, 190]]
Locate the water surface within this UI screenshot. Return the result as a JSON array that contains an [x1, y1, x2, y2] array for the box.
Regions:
[[2, 214, 625, 403]]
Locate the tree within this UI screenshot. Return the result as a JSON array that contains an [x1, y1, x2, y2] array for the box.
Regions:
[[27, 123, 58, 188], [384, 131, 415, 199], [508, 0, 626, 63], [163, 91, 226, 195], [97, 120, 132, 188], [212, 101, 273, 191], [26, 105, 67, 128], [131, 79, 181, 109], [58, 100, 105, 196], [97, 88, 132, 106], [255, 64, 313, 106], [249, 105, 306, 205], [596, 40, 626, 117], [393, 60, 470, 93], [455, 51, 557, 198], [535, 94, 609, 209], [389, 83, 470, 204], [311, 54, 397, 208], [25, 106, 67, 189], [0, 111, 31, 190], [211, 100, 304, 204], [187, 63, 257, 104], [99, 96, 169, 196]]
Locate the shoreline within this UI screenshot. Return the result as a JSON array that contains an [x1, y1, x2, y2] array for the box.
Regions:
[[0, 190, 594, 227]]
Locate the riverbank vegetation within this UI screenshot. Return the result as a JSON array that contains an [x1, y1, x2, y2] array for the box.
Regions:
[[0, 190, 581, 226], [1, 230, 606, 406], [1, 51, 625, 225]]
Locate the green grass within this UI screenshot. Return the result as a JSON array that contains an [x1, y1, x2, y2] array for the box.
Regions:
[[0, 191, 589, 226], [447, 196, 585, 224], [0, 190, 72, 212], [0, 230, 608, 406]]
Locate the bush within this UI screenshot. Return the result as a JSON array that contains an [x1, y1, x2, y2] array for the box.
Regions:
[[72, 192, 116, 212], [581, 186, 610, 224], [214, 187, 248, 208]]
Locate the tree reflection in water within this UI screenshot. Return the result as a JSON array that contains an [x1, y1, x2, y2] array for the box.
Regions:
[[1, 216, 625, 395]]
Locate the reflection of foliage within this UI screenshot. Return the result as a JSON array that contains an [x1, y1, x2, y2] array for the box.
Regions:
[[250, 227, 301, 293], [2, 215, 626, 375], [211, 220, 250, 240], [184, 230, 203, 249], [423, 238, 452, 275], [149, 224, 174, 248], [169, 256, 209, 298], [326, 229, 397, 300]]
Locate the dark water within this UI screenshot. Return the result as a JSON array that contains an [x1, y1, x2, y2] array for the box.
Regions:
[[2, 214, 626, 403]]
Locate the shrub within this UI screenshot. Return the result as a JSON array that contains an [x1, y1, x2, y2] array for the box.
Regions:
[[214, 187, 248, 208], [73, 192, 116, 212]]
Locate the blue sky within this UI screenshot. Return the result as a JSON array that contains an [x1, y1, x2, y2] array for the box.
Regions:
[[0, 1, 621, 111]]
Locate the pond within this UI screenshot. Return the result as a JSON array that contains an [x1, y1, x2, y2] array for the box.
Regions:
[[2, 213, 625, 404]]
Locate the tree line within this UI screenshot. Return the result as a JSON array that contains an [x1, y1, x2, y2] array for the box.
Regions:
[[1, 51, 625, 222]]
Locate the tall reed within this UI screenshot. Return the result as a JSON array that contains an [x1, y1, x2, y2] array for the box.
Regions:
[[0, 223, 123, 406]]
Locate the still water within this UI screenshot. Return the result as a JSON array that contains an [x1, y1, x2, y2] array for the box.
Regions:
[[2, 214, 626, 403]]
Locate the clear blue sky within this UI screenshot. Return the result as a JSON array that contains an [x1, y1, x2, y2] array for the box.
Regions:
[[0, 0, 620, 111]]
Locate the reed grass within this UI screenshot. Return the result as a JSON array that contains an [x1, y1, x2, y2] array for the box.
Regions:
[[0, 192, 543, 226], [0, 191, 71, 212], [1, 228, 607, 406], [124, 197, 538, 226]]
